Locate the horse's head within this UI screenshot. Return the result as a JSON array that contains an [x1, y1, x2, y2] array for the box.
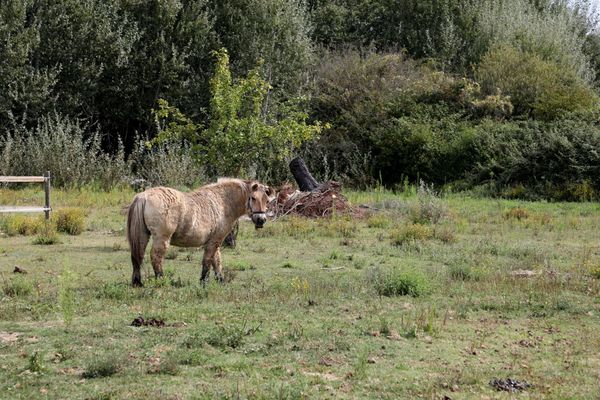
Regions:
[[246, 182, 274, 229]]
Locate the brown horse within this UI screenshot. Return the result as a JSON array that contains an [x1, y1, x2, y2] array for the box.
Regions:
[[126, 178, 273, 287]]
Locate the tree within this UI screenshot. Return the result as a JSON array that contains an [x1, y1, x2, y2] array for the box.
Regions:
[[151, 48, 323, 177]]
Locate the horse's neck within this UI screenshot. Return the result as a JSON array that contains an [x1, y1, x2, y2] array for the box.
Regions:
[[227, 183, 249, 218]]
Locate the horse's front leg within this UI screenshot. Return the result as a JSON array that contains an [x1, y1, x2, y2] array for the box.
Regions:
[[151, 236, 170, 278], [212, 245, 224, 282], [201, 244, 214, 283]]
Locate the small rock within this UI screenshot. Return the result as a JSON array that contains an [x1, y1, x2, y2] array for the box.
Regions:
[[13, 266, 27, 274], [367, 357, 376, 364]]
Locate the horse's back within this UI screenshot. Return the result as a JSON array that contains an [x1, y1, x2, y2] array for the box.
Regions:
[[138, 187, 186, 239]]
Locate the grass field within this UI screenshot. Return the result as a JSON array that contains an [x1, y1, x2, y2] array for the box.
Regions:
[[0, 186, 599, 399]]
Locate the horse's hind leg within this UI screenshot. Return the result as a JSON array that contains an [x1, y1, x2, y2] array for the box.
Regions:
[[131, 231, 150, 287], [150, 236, 170, 278]]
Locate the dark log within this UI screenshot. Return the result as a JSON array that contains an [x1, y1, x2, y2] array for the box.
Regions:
[[289, 156, 319, 192], [223, 220, 239, 247]]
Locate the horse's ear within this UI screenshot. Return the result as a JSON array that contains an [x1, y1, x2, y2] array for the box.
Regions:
[[251, 183, 259, 192]]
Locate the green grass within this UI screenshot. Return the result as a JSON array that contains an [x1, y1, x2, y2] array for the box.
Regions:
[[0, 186, 599, 398]]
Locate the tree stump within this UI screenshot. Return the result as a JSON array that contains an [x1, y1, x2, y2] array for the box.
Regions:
[[289, 156, 319, 192]]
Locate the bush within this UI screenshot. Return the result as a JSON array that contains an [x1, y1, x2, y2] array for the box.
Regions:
[[54, 208, 85, 235], [476, 44, 597, 119], [369, 267, 431, 297], [0, 114, 130, 188], [468, 118, 600, 199], [1, 215, 44, 236]]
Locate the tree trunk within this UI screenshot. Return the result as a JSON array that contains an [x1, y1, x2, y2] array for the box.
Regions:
[[289, 156, 319, 192]]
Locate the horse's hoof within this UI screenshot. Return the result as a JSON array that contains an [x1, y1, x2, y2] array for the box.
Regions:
[[132, 279, 144, 288]]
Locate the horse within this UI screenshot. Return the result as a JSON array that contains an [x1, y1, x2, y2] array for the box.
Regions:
[[126, 178, 273, 287]]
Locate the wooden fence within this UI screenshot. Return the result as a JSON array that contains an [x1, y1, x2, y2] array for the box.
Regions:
[[0, 172, 51, 219]]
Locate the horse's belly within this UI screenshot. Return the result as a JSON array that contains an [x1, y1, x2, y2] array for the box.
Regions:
[[171, 231, 208, 247]]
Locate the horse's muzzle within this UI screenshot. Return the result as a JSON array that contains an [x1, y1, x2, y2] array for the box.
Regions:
[[252, 213, 267, 229]]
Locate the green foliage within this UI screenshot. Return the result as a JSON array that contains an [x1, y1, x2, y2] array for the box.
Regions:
[[151, 48, 321, 177], [476, 44, 597, 119], [212, 0, 313, 98], [55, 208, 85, 235], [369, 267, 431, 297], [0, 114, 129, 188], [1, 215, 44, 236], [468, 118, 600, 199]]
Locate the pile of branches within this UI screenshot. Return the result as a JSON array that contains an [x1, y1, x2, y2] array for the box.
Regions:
[[273, 181, 353, 218]]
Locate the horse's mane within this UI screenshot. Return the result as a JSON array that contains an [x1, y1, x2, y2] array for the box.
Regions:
[[191, 178, 249, 196]]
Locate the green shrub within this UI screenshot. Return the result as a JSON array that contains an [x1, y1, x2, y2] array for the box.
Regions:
[[468, 118, 600, 199], [2, 215, 44, 236], [476, 44, 597, 119], [54, 208, 85, 235], [369, 267, 431, 297]]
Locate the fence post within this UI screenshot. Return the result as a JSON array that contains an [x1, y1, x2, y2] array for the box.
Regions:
[[44, 171, 51, 220]]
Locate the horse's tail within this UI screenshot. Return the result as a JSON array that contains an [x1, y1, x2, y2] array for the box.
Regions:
[[127, 195, 150, 286]]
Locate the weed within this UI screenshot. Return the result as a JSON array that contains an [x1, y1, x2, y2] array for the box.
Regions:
[[407, 181, 448, 224], [97, 282, 128, 300], [448, 264, 483, 282], [369, 267, 431, 297], [165, 247, 178, 260], [589, 264, 600, 280], [3, 276, 33, 297], [148, 354, 180, 375], [111, 242, 122, 251], [54, 208, 85, 235], [352, 351, 369, 380], [367, 213, 390, 228], [320, 216, 358, 238], [390, 223, 433, 245], [280, 262, 295, 269], [82, 356, 121, 378], [504, 207, 529, 220], [59, 268, 77, 326], [32, 222, 61, 245], [379, 316, 391, 336], [228, 260, 255, 271], [27, 350, 46, 373], [433, 225, 456, 243], [279, 216, 316, 238]]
